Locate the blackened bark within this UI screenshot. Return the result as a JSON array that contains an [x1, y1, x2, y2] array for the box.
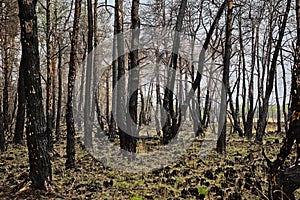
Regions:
[[46, 0, 53, 151], [55, 39, 63, 140], [275, 70, 281, 133], [265, 0, 299, 198], [182, 0, 228, 117], [162, 0, 187, 144], [256, 0, 291, 143], [18, 0, 52, 189], [14, 58, 25, 144], [115, 0, 134, 152], [2, 37, 9, 132], [280, 49, 288, 134], [65, 0, 82, 169], [245, 19, 258, 140], [109, 7, 118, 141], [125, 0, 140, 152], [84, 0, 94, 149], [217, 0, 233, 154]]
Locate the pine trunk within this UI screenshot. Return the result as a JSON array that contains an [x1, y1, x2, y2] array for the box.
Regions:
[[18, 0, 52, 189]]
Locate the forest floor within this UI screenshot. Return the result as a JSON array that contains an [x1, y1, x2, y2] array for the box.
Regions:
[[0, 124, 299, 200]]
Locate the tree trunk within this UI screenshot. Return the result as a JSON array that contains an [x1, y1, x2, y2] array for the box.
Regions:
[[115, 0, 127, 151], [18, 0, 52, 189], [84, 0, 94, 149], [14, 54, 25, 144], [275, 69, 281, 133], [0, 100, 5, 152], [46, 0, 53, 151], [2, 36, 9, 133], [182, 0, 227, 118], [265, 0, 299, 198], [280, 48, 288, 134], [109, 12, 117, 141], [256, 0, 291, 143], [162, 0, 187, 144], [125, 0, 140, 152], [217, 0, 233, 155], [55, 39, 63, 140], [65, 0, 82, 169]]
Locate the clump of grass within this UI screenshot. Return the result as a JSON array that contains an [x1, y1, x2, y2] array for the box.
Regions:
[[198, 185, 208, 195]]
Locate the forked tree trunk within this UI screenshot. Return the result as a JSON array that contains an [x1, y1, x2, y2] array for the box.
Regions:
[[162, 0, 187, 144], [18, 0, 52, 189], [65, 0, 82, 169], [182, 0, 227, 119], [256, 0, 291, 143], [244, 16, 258, 140]]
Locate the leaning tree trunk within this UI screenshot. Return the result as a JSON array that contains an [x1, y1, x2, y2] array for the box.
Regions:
[[182, 0, 227, 118], [65, 0, 82, 169], [256, 0, 291, 143], [18, 0, 52, 189]]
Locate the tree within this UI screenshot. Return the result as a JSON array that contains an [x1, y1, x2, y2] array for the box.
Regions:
[[263, 0, 300, 198], [46, 0, 54, 151], [0, 99, 5, 152], [13, 46, 25, 144], [216, 0, 233, 154], [84, 0, 94, 149], [18, 0, 52, 189], [65, 0, 82, 169], [125, 0, 140, 152], [115, 0, 129, 151], [162, 0, 187, 144], [256, 0, 291, 143]]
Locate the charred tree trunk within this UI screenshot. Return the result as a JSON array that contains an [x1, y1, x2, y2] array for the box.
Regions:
[[2, 37, 9, 133], [14, 54, 25, 144], [65, 0, 82, 169], [256, 0, 291, 143], [280, 49, 288, 134], [275, 69, 282, 133], [55, 39, 63, 140], [162, 0, 187, 144], [115, 0, 127, 151], [46, 0, 53, 151], [182, 0, 227, 119], [217, 0, 233, 155], [265, 0, 300, 199], [84, 0, 94, 149], [18, 0, 52, 189]]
